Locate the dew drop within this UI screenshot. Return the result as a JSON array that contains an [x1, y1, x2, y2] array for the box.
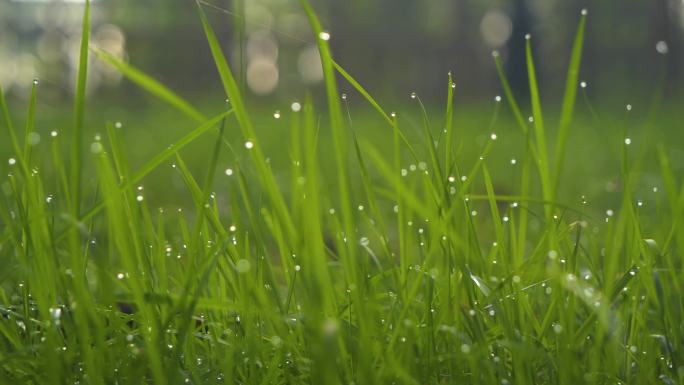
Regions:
[[626, 104, 632, 111], [8, 158, 16, 166], [318, 31, 331, 41], [90, 142, 103, 154], [28, 132, 41, 146], [581, 8, 588, 16], [115, 122, 123, 129], [294, 265, 301, 272], [359, 237, 369, 247], [525, 33, 531, 40], [51, 130, 58, 137], [245, 141, 254, 149], [117, 273, 125, 280], [490, 133, 498, 140], [32, 78, 39, 85], [291, 102, 302, 112], [236, 259, 251, 274], [495, 95, 502, 102], [225, 168, 233, 176], [410, 92, 417, 99], [624, 138, 632, 145], [580, 81, 587, 88], [136, 195, 144, 202], [273, 110, 281, 119]]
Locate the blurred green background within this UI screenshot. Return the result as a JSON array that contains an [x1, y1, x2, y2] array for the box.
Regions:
[[1, 0, 682, 103]]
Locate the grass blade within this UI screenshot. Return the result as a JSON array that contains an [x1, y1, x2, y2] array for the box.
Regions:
[[553, 10, 587, 197], [94, 48, 206, 122]]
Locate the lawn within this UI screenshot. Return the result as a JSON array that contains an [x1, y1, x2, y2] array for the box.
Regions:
[[1, 1, 683, 384]]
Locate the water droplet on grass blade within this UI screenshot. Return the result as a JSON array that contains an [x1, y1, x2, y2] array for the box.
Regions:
[[245, 141, 254, 149], [291, 102, 301, 112], [8, 158, 16, 166], [273, 110, 281, 119], [90, 142, 103, 154], [236, 259, 251, 273], [28, 132, 41, 146], [553, 323, 563, 334], [318, 31, 331, 41]]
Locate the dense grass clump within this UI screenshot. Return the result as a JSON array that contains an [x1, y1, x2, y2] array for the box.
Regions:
[[1, 1, 683, 384]]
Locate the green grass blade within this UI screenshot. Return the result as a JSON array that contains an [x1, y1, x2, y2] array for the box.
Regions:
[[71, 0, 90, 215], [197, 1, 296, 243], [525, 35, 552, 219], [333, 60, 420, 161], [553, 10, 587, 197], [94, 49, 206, 122]]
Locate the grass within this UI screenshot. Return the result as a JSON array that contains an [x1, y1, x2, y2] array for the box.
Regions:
[[1, 1, 684, 384]]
